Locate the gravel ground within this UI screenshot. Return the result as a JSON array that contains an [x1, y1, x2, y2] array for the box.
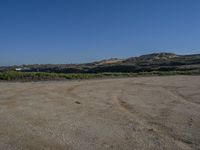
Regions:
[[0, 76, 200, 150]]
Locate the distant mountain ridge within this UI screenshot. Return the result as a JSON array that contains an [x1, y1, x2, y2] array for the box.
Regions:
[[1, 52, 200, 73]]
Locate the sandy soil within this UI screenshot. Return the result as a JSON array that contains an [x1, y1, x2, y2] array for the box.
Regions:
[[0, 76, 200, 150]]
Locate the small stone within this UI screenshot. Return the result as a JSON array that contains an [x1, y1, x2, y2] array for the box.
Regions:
[[75, 101, 81, 104], [148, 128, 154, 132]]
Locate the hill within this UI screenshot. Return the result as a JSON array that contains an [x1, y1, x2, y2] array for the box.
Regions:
[[1, 52, 200, 81], [1, 52, 200, 74]]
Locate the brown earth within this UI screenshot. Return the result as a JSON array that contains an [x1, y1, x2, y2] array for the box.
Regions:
[[0, 76, 200, 150]]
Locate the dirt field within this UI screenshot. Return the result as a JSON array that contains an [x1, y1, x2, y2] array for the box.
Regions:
[[0, 76, 200, 150]]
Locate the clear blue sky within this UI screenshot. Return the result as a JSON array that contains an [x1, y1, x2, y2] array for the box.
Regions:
[[0, 0, 200, 65]]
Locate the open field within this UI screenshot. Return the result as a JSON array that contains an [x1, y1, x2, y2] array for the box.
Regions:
[[0, 76, 200, 150]]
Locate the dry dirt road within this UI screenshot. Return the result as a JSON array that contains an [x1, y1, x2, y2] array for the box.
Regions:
[[0, 76, 200, 150]]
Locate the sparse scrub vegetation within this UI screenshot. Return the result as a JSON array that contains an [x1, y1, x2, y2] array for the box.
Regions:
[[0, 70, 199, 81]]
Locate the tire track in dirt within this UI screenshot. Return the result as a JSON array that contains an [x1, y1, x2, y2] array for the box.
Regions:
[[130, 82, 200, 107], [168, 87, 200, 107], [111, 90, 134, 119], [111, 82, 196, 149], [163, 88, 200, 149], [67, 84, 81, 92], [47, 84, 82, 100]]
